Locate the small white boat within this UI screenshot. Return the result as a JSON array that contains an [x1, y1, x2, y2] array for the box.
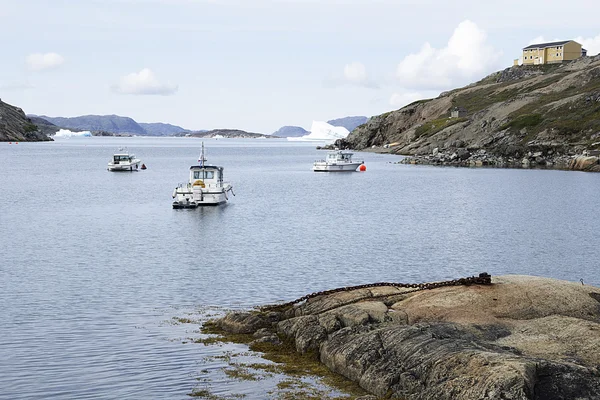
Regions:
[[107, 148, 141, 171], [172, 143, 234, 208], [313, 149, 364, 172]]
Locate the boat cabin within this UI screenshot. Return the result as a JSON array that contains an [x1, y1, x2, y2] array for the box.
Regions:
[[327, 151, 354, 163], [189, 165, 224, 186], [113, 154, 135, 164]]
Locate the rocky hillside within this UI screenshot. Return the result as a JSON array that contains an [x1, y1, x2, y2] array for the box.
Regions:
[[38, 114, 146, 135], [344, 56, 600, 165], [138, 122, 186, 136], [327, 115, 368, 132], [0, 99, 52, 141]]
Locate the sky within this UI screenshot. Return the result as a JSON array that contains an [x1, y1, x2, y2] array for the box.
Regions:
[[1, 0, 599, 133]]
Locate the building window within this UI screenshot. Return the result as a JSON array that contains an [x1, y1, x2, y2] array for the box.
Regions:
[[556, 53, 559, 56]]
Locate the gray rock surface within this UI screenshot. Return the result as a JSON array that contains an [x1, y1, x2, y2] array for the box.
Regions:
[[215, 276, 600, 399]]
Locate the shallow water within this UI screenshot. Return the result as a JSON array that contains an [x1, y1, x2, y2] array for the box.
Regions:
[[1, 137, 599, 398]]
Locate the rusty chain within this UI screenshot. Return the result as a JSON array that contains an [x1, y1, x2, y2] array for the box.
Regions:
[[262, 272, 492, 311]]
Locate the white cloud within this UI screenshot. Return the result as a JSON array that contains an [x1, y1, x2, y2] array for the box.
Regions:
[[389, 91, 426, 108], [112, 68, 178, 95], [344, 62, 367, 83], [396, 20, 501, 90], [575, 34, 600, 56], [0, 82, 34, 91], [338, 61, 378, 89], [528, 36, 548, 45], [26, 53, 65, 71]]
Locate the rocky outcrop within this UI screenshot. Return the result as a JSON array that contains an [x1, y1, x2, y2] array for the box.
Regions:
[[213, 276, 600, 399], [344, 57, 600, 168], [396, 147, 600, 171], [569, 155, 600, 171], [0, 99, 52, 141]]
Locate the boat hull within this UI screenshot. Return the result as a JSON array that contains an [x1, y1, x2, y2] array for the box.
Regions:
[[313, 162, 362, 172], [172, 185, 232, 208]]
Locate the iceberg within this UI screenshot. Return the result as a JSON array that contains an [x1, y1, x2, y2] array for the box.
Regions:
[[53, 129, 92, 138], [287, 121, 349, 143]]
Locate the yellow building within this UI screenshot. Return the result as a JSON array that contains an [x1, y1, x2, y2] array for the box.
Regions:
[[522, 40, 587, 65]]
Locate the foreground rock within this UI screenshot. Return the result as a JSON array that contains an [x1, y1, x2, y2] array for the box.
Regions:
[[214, 276, 600, 399]]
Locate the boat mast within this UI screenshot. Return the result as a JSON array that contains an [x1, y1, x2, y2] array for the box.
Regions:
[[199, 142, 206, 167]]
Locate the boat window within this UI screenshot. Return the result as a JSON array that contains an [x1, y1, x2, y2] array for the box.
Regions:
[[193, 170, 215, 179]]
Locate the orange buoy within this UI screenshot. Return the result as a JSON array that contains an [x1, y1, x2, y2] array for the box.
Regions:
[[359, 164, 366, 172], [8, 142, 12, 144]]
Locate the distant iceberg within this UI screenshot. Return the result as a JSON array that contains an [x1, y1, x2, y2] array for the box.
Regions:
[[287, 121, 349, 143], [53, 129, 92, 138]]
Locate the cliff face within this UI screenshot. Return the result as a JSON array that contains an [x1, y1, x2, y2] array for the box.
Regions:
[[345, 55, 600, 159], [0, 99, 52, 142]]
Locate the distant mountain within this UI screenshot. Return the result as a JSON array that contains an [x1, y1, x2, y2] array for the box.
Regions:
[[327, 116, 368, 132], [138, 122, 187, 136], [188, 129, 271, 138], [271, 125, 308, 137], [38, 114, 146, 135], [0, 100, 52, 141], [28, 116, 61, 136]]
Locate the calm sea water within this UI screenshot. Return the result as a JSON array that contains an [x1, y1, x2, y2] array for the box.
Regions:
[[1, 137, 599, 399]]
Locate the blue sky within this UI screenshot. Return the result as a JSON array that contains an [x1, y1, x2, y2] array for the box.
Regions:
[[1, 0, 599, 133]]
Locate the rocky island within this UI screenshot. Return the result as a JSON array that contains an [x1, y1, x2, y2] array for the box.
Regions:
[[187, 128, 275, 139], [211, 274, 600, 399], [340, 55, 600, 172]]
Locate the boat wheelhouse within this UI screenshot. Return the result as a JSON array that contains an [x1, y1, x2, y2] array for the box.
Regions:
[[313, 149, 364, 172]]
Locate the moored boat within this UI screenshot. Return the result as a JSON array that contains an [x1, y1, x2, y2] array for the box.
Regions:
[[313, 149, 364, 172], [172, 143, 234, 208], [107, 148, 141, 171]]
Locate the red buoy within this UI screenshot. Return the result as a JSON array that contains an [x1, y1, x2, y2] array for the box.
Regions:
[[141, 164, 147, 170], [359, 164, 366, 172]]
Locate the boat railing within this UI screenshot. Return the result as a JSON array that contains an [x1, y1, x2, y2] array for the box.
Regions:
[[177, 181, 230, 189]]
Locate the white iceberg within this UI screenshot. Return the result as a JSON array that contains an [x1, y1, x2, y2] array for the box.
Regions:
[[287, 121, 349, 143], [53, 129, 92, 138]]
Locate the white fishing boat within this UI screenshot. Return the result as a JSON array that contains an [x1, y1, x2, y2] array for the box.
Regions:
[[172, 143, 234, 208], [107, 148, 141, 171], [313, 149, 364, 172]]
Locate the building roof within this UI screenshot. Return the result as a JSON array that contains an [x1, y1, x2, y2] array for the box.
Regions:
[[523, 40, 572, 50]]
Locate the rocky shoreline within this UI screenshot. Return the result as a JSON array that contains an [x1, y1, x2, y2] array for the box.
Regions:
[[211, 275, 600, 399], [395, 147, 600, 172]]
